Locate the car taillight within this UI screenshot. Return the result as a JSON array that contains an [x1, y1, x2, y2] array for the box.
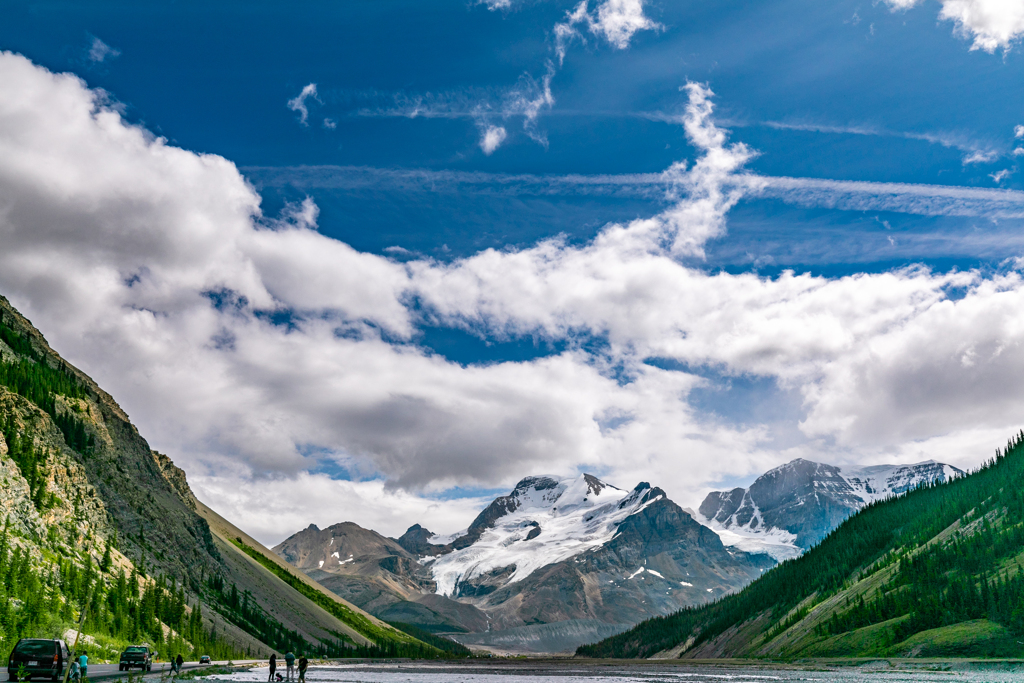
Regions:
[[53, 654, 58, 665]]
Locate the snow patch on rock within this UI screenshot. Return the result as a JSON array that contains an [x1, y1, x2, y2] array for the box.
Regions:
[[431, 473, 659, 596]]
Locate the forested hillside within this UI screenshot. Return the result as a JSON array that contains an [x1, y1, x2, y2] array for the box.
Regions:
[[578, 432, 1024, 659], [0, 295, 447, 661]]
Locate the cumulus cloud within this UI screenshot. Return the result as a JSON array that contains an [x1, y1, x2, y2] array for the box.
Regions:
[[555, 0, 660, 59], [884, 0, 1024, 52], [88, 36, 120, 63], [479, 125, 508, 154], [287, 83, 320, 126], [191, 473, 493, 543], [4, 52, 1024, 541]]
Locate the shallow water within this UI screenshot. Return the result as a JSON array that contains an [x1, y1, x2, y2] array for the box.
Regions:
[[218, 662, 1024, 683]]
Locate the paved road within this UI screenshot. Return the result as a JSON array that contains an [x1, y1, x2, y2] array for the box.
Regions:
[[0, 660, 263, 682]]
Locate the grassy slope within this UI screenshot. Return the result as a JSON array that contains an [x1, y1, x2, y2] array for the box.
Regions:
[[196, 499, 429, 650], [579, 435, 1024, 660]]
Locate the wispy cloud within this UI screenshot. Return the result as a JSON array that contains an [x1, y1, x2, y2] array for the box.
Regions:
[[88, 36, 120, 63], [244, 164, 1024, 219], [751, 175, 1024, 218], [287, 83, 321, 126], [762, 120, 1002, 163]]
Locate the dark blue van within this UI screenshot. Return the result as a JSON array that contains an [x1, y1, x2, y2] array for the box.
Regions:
[[7, 639, 70, 682]]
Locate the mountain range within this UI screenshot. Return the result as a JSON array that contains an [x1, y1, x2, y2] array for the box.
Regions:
[[580, 434, 1024, 660], [273, 474, 775, 653], [0, 289, 976, 659], [697, 458, 964, 560], [270, 460, 962, 653]]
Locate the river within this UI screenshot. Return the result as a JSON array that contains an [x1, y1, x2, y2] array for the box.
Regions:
[[211, 660, 1024, 683]]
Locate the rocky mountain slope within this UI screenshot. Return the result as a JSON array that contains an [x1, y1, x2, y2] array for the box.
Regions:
[[274, 473, 774, 653], [697, 458, 963, 560], [0, 294, 433, 659], [579, 434, 1024, 660]]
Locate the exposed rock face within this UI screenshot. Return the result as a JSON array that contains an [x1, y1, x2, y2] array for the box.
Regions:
[[698, 458, 964, 559], [275, 473, 774, 652]]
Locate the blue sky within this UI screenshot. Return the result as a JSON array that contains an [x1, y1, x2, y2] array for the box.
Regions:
[[2, 0, 1024, 541]]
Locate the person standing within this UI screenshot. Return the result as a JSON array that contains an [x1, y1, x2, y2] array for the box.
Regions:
[[77, 651, 88, 680], [268, 653, 277, 683], [284, 651, 295, 682], [176, 654, 184, 675], [297, 655, 308, 683]]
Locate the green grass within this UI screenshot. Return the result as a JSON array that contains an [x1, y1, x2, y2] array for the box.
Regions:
[[227, 538, 433, 653], [797, 616, 908, 657], [888, 619, 1024, 658]]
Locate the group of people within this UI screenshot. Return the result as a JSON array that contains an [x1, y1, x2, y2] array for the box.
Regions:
[[68, 651, 87, 681], [63, 649, 311, 682], [267, 652, 308, 683], [67, 650, 187, 680]]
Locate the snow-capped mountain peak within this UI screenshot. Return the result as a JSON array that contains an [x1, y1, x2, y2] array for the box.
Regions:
[[698, 458, 963, 560], [425, 473, 658, 596]]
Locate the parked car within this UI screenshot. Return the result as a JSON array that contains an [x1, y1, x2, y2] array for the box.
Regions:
[[199, 656, 211, 664], [119, 645, 153, 671], [7, 638, 70, 682]]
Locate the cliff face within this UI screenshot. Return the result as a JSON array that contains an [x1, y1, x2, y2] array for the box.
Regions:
[[0, 295, 222, 584]]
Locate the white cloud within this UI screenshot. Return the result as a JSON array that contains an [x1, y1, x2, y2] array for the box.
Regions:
[[191, 473, 492, 544], [3, 52, 1024, 540], [245, 164, 1024, 219], [884, 0, 1024, 52], [764, 120, 1000, 161], [591, 0, 661, 48], [752, 175, 1024, 218], [963, 149, 999, 164], [991, 168, 1012, 182], [287, 83, 320, 126], [88, 37, 120, 63], [322, 118, 336, 129], [479, 125, 508, 154], [554, 0, 660, 61], [1016, 124, 1024, 138]]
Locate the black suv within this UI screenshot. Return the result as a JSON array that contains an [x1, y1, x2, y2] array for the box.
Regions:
[[119, 645, 153, 671], [7, 638, 70, 682]]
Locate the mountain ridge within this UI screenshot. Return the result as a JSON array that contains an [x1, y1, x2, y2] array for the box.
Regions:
[[0, 293, 439, 659], [697, 457, 963, 560], [273, 472, 774, 653], [578, 433, 1024, 660]]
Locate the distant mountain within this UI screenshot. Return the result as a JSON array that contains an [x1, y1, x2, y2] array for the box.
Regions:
[[0, 294, 432, 660], [274, 473, 774, 653], [697, 458, 963, 560], [580, 436, 1024, 660]]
